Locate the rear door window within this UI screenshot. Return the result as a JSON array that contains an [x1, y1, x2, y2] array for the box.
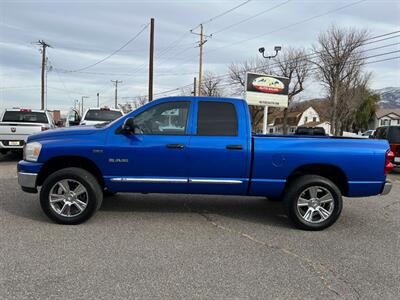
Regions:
[[2, 111, 48, 123], [197, 102, 238, 136]]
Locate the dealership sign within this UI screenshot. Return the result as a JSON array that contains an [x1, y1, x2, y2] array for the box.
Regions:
[[245, 72, 289, 108]]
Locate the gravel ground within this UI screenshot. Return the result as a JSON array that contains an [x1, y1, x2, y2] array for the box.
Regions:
[[0, 152, 399, 299]]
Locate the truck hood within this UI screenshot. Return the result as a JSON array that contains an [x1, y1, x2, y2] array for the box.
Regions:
[[27, 126, 102, 142]]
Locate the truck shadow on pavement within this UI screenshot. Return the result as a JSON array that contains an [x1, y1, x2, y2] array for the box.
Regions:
[[5, 186, 289, 228], [0, 152, 22, 162], [100, 193, 291, 228]]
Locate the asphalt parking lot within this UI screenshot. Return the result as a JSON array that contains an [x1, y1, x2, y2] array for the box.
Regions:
[[0, 152, 399, 299]]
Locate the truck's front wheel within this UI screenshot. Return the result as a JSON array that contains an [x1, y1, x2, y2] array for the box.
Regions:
[[40, 167, 103, 224], [284, 175, 342, 230]]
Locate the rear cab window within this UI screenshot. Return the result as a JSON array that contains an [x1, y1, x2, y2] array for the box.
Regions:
[[197, 101, 238, 136], [2, 111, 48, 123], [84, 110, 123, 122]]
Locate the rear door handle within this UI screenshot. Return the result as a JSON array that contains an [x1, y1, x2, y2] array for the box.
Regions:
[[226, 144, 243, 150], [166, 144, 185, 149]]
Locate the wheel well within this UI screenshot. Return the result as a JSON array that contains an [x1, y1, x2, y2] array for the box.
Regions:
[[286, 164, 348, 196], [37, 156, 104, 188]]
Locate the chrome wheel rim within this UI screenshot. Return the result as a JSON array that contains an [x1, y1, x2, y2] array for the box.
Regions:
[[296, 186, 334, 224], [49, 179, 89, 218]]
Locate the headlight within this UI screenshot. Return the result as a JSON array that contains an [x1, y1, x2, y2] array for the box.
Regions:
[[24, 142, 42, 162]]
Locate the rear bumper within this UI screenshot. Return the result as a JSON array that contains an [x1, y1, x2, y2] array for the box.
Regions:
[[381, 180, 392, 195]]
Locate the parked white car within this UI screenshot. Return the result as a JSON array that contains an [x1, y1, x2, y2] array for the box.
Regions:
[[0, 109, 55, 154], [80, 107, 123, 126], [360, 130, 375, 138]]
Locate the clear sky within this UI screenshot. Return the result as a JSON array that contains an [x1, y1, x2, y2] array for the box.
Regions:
[[0, 0, 399, 112]]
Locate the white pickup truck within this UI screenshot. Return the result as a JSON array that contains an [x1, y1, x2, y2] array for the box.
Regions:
[[80, 107, 123, 126], [0, 109, 55, 154]]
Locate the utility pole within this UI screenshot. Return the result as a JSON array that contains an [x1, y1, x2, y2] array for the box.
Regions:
[[111, 80, 122, 109], [148, 18, 155, 101], [97, 93, 100, 107], [192, 77, 197, 96], [81, 96, 89, 115], [37, 40, 51, 110], [191, 24, 210, 97]]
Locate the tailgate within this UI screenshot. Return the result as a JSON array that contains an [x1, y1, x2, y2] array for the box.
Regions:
[[0, 122, 43, 140]]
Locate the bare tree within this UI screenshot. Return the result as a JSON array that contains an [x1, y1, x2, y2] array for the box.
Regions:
[[229, 49, 310, 133], [133, 96, 148, 109], [275, 48, 310, 133], [313, 26, 369, 135], [201, 71, 224, 96]]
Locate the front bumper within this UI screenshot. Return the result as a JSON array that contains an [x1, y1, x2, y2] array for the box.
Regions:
[[381, 180, 392, 195], [17, 160, 43, 193], [0, 140, 25, 149], [18, 172, 37, 188]]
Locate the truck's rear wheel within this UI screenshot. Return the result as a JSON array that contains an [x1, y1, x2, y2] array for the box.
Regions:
[[40, 167, 103, 224], [284, 175, 342, 230]]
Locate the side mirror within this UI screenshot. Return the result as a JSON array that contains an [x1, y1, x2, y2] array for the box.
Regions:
[[121, 118, 135, 134]]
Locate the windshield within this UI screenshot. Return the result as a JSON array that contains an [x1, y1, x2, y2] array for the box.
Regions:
[[2, 111, 48, 123], [388, 127, 400, 143], [84, 110, 122, 122]]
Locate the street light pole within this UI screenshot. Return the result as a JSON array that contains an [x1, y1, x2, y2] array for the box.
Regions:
[[81, 96, 89, 115], [258, 46, 282, 134]]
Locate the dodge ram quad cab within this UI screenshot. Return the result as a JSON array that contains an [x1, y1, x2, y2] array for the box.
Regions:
[[17, 97, 393, 230]]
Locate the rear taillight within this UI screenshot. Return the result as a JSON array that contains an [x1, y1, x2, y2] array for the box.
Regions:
[[384, 150, 394, 174], [41, 126, 49, 131]]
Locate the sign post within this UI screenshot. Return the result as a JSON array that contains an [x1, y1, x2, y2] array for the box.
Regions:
[[245, 72, 289, 134]]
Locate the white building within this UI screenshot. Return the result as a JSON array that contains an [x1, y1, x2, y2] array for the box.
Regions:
[[268, 106, 330, 134], [369, 109, 400, 129]]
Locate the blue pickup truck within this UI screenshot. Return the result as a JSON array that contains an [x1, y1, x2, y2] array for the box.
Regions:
[[17, 97, 393, 230]]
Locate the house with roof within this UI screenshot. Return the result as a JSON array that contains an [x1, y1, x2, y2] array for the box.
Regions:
[[369, 108, 400, 129], [267, 106, 331, 134]]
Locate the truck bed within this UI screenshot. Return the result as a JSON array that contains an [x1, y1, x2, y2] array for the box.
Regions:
[[250, 135, 389, 198]]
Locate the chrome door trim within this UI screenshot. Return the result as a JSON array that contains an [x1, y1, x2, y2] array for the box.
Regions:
[[110, 177, 188, 183], [188, 179, 243, 184]]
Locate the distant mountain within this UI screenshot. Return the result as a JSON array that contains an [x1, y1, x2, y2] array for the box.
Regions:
[[375, 87, 400, 108]]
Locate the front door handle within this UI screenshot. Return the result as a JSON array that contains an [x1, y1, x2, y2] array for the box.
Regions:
[[166, 144, 185, 149], [226, 144, 243, 150]]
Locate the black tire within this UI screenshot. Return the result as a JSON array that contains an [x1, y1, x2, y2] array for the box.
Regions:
[[284, 175, 342, 231], [40, 167, 103, 224]]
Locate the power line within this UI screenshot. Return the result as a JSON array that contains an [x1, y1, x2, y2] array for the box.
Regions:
[[107, 53, 400, 101], [58, 23, 149, 73], [205, 0, 367, 55], [364, 56, 400, 65], [53, 30, 398, 101], [210, 0, 292, 36], [137, 46, 400, 99], [151, 0, 369, 83], [192, 0, 253, 30], [209, 31, 400, 82]]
